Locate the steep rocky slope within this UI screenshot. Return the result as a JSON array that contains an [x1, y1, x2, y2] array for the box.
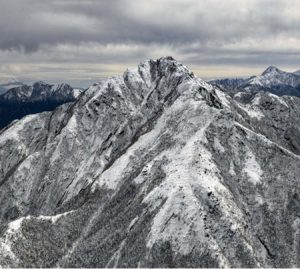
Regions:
[[0, 57, 299, 267]]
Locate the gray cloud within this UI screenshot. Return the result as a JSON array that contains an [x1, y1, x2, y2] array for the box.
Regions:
[[0, 0, 300, 84]]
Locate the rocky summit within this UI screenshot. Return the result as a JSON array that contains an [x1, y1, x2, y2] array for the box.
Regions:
[[0, 57, 299, 267]]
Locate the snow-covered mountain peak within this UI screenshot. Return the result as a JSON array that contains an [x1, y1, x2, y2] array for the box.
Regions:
[[246, 65, 300, 88], [80, 56, 220, 120], [124, 56, 194, 83], [0, 57, 299, 267], [294, 69, 300, 76], [211, 66, 300, 97], [261, 65, 282, 75], [52, 83, 74, 94]]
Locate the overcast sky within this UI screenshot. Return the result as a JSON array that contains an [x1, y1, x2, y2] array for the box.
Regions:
[[0, 0, 300, 87]]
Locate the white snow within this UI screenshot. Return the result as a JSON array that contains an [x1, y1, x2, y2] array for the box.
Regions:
[[144, 123, 245, 257], [92, 115, 165, 190], [236, 103, 264, 120], [229, 161, 236, 176], [66, 115, 78, 135], [0, 239, 18, 265], [0, 211, 74, 266], [215, 89, 231, 109], [242, 150, 263, 185], [91, 89, 183, 191], [234, 121, 300, 160], [86, 72, 252, 260], [37, 211, 75, 223], [0, 114, 38, 144], [73, 88, 82, 98], [134, 162, 153, 185], [267, 92, 288, 107], [127, 216, 139, 231], [8, 211, 74, 232], [234, 92, 244, 98], [138, 61, 152, 88], [255, 195, 264, 206], [214, 137, 225, 153], [252, 94, 261, 106], [249, 76, 264, 86], [8, 218, 24, 231], [92, 74, 225, 192], [248, 66, 300, 88]]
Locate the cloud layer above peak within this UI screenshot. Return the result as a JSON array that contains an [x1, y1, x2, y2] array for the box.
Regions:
[[0, 0, 300, 85]]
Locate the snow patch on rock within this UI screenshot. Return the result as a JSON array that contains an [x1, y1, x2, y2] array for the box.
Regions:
[[0, 114, 39, 144], [144, 123, 244, 263], [229, 161, 236, 176], [236, 103, 264, 120], [243, 150, 263, 185], [267, 92, 288, 107]]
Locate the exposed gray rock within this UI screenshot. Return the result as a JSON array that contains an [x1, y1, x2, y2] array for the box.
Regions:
[[0, 57, 299, 267]]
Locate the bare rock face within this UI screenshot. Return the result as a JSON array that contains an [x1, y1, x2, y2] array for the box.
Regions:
[[0, 57, 299, 268]]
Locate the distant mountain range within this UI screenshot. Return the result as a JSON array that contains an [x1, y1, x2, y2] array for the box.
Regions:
[[0, 78, 24, 95], [0, 81, 82, 129], [210, 66, 300, 97], [294, 70, 300, 76]]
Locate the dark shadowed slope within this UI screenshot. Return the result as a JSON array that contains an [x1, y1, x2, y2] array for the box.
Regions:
[[0, 82, 82, 129]]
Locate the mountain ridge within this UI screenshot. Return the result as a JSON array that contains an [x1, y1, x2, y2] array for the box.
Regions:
[[1, 81, 81, 102], [294, 70, 300, 75], [0, 57, 299, 267], [211, 66, 300, 97], [0, 78, 24, 95], [0, 82, 83, 129], [261, 65, 283, 75]]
